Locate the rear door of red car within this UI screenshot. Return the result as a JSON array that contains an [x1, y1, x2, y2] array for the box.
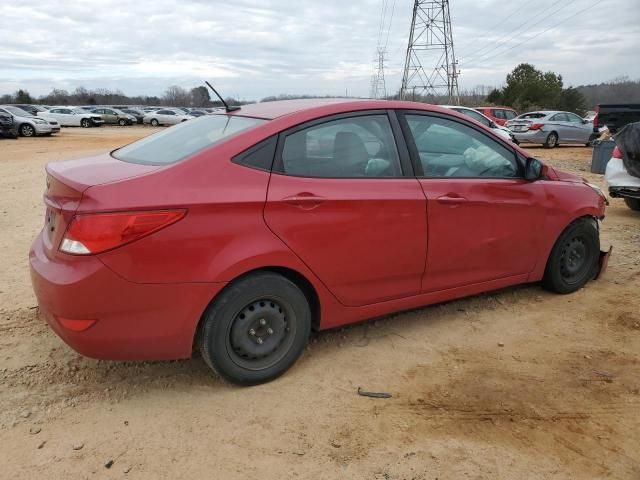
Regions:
[[398, 111, 546, 292], [264, 111, 427, 307]]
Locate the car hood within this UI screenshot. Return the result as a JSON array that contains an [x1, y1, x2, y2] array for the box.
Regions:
[[550, 167, 584, 183]]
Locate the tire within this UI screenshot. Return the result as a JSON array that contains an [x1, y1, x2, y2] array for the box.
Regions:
[[81, 118, 91, 128], [542, 218, 600, 294], [199, 272, 311, 385], [150, 119, 159, 126], [19, 124, 35, 137], [543, 132, 558, 148], [624, 198, 640, 211], [118, 119, 127, 126]]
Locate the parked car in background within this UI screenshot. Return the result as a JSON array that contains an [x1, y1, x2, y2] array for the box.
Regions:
[[30, 99, 609, 386], [91, 108, 135, 126], [143, 107, 162, 113], [143, 108, 194, 126], [0, 111, 19, 139], [9, 104, 50, 116], [0, 105, 58, 136], [188, 109, 208, 117], [120, 108, 145, 124], [505, 111, 592, 148], [38, 107, 104, 128], [592, 104, 640, 140], [475, 106, 518, 126], [605, 146, 640, 211], [441, 105, 515, 142]]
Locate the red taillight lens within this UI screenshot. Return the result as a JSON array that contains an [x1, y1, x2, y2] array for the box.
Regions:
[[60, 210, 186, 255], [58, 317, 96, 332], [612, 146, 623, 159], [529, 123, 544, 130]]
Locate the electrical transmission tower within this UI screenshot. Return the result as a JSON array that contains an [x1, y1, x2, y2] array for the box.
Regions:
[[370, 47, 388, 99], [400, 0, 460, 104]]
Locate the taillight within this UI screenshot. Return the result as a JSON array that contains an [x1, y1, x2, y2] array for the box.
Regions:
[[612, 147, 623, 159], [60, 210, 186, 255], [529, 123, 544, 130]]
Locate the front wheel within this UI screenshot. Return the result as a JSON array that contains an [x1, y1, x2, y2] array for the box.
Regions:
[[543, 218, 600, 294], [118, 119, 127, 126], [544, 132, 558, 148], [199, 272, 311, 385], [20, 124, 35, 137], [150, 119, 159, 126], [624, 198, 640, 211], [81, 118, 91, 128]]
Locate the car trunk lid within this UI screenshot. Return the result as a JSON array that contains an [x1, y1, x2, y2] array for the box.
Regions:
[[42, 153, 161, 253]]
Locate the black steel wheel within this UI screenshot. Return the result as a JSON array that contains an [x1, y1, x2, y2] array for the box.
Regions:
[[199, 272, 311, 385], [543, 218, 599, 294], [624, 198, 640, 211]]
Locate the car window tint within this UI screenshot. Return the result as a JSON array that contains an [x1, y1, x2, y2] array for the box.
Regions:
[[504, 110, 517, 120], [280, 115, 402, 178], [456, 108, 490, 127], [493, 110, 506, 120], [406, 115, 519, 178], [566, 113, 583, 123], [233, 136, 277, 171], [551, 113, 569, 121], [114, 115, 266, 165]]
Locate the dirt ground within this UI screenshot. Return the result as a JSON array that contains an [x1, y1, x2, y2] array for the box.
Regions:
[[1, 127, 638, 479]]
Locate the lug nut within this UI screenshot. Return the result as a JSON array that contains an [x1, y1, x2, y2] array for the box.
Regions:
[[267, 328, 274, 335], [248, 329, 256, 336], [257, 338, 263, 345], [259, 319, 266, 326]]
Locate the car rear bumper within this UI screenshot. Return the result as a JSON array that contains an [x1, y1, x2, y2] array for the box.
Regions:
[[512, 130, 548, 144], [29, 232, 225, 360]]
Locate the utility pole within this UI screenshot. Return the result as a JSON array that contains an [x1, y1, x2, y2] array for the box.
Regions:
[[400, 0, 460, 104], [370, 47, 388, 99]]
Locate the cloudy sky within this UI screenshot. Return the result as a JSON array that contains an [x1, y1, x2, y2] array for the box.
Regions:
[[1, 0, 638, 100]]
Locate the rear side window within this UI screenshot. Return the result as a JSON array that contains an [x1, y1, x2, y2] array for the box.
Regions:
[[493, 110, 506, 120], [504, 110, 517, 120], [233, 136, 277, 171], [278, 115, 402, 178], [114, 115, 266, 165], [550, 113, 569, 121]]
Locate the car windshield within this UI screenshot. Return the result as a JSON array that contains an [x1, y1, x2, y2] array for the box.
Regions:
[[3, 106, 33, 117], [113, 114, 267, 165]]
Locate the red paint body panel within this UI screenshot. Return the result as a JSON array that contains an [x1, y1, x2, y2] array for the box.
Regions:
[[28, 99, 607, 361], [475, 107, 518, 126]]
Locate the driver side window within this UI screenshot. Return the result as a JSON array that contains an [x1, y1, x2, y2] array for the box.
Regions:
[[405, 115, 520, 178]]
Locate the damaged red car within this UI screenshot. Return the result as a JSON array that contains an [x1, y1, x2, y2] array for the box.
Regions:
[[30, 99, 610, 385]]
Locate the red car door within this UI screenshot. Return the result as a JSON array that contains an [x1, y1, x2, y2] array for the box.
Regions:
[[400, 112, 546, 292], [264, 112, 427, 307]]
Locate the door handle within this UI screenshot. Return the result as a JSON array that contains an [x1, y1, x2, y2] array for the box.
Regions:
[[282, 193, 326, 209], [436, 194, 468, 205]]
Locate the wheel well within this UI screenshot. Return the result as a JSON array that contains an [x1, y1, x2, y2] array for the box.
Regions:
[[544, 215, 598, 270], [193, 267, 321, 353]]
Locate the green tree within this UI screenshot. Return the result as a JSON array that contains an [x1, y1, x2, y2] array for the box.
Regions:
[[190, 86, 211, 107], [14, 89, 33, 104], [554, 87, 587, 116], [501, 63, 563, 111], [486, 88, 503, 104]]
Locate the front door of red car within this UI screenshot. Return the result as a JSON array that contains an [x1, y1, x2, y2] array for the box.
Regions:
[[400, 112, 545, 292], [264, 112, 427, 307]]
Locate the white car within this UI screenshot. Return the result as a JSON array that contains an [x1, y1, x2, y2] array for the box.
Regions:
[[38, 107, 104, 128], [441, 105, 515, 142], [143, 108, 195, 126], [605, 145, 640, 211]]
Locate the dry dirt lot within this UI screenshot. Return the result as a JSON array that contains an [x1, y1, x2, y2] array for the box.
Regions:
[[1, 127, 639, 479]]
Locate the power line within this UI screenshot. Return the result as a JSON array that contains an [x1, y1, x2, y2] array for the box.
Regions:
[[465, 0, 604, 66], [456, 2, 533, 51], [462, 0, 576, 60], [383, 0, 397, 49]]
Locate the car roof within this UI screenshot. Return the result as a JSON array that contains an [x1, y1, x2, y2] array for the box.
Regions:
[[225, 98, 461, 120], [476, 106, 516, 110]]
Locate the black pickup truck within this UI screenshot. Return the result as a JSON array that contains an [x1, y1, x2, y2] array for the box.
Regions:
[[593, 103, 640, 136], [0, 111, 18, 139]]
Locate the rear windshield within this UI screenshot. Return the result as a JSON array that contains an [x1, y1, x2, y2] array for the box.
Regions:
[[518, 113, 546, 119], [113, 115, 267, 165]]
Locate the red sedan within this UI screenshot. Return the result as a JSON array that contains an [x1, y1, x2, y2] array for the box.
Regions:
[[30, 99, 609, 385]]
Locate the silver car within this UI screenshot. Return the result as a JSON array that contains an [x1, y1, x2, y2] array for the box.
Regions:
[[506, 111, 592, 148], [0, 105, 58, 137], [441, 105, 516, 143]]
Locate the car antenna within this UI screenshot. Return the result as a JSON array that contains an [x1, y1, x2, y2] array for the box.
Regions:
[[205, 81, 241, 113]]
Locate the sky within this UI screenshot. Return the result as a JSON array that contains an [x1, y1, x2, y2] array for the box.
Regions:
[[1, 0, 638, 100]]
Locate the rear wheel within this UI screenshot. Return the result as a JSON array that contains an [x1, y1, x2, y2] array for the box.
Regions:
[[624, 198, 640, 211], [544, 132, 558, 148], [543, 218, 600, 294], [150, 119, 159, 126], [81, 118, 91, 128], [199, 272, 311, 385], [118, 119, 127, 126], [20, 124, 35, 137]]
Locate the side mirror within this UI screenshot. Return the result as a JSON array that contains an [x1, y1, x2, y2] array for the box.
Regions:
[[489, 121, 497, 128], [524, 157, 544, 181]]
